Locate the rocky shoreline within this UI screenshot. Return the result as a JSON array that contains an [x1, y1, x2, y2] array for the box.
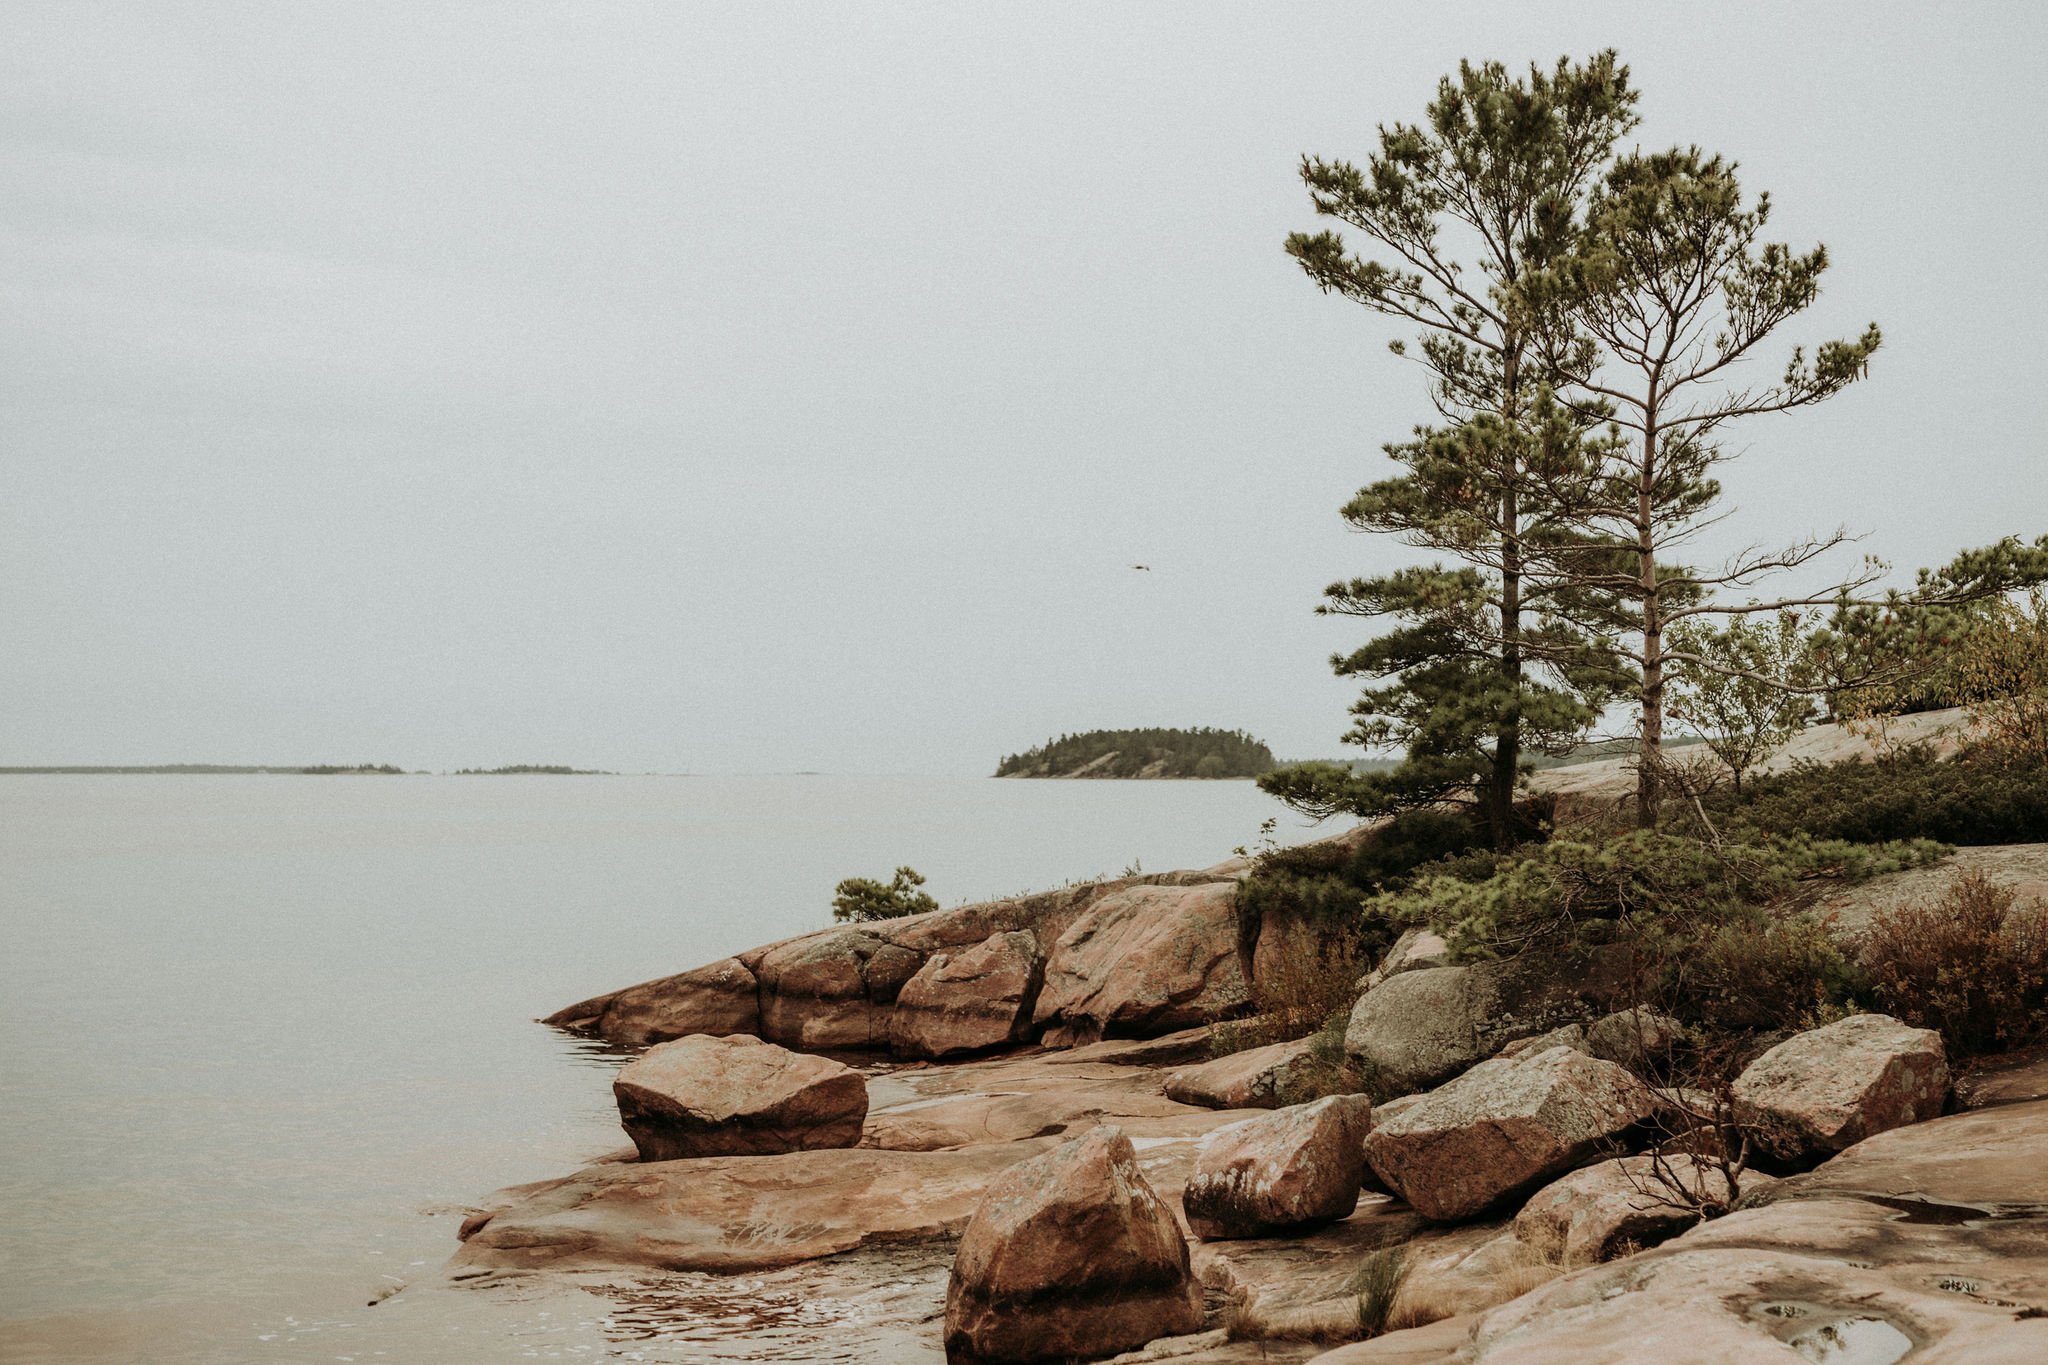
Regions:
[[448, 727, 2048, 1362]]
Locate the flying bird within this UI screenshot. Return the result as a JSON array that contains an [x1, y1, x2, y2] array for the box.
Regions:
[[1130, 564, 1151, 571]]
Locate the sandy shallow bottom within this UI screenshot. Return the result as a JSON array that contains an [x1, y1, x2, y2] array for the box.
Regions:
[[0, 1247, 954, 1365]]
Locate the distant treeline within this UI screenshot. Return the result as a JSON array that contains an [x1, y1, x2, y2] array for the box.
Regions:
[[996, 727, 1277, 779]]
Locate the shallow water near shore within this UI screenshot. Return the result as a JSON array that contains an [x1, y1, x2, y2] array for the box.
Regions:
[[0, 773, 1309, 1363]]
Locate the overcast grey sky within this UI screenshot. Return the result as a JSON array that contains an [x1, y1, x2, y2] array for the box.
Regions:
[[5, 2, 2044, 773]]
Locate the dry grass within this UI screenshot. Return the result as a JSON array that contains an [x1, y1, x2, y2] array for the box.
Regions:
[[1388, 1241, 1565, 1330], [1221, 1248, 1412, 1344]]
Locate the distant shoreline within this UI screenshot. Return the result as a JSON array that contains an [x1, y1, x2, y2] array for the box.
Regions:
[[0, 765, 616, 776]]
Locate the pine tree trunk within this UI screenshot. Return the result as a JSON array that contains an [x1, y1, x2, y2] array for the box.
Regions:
[[1636, 420, 1662, 828], [1492, 346, 1525, 849], [1494, 482, 1522, 849]]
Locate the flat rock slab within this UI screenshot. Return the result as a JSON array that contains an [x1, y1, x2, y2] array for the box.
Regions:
[[1301, 1314, 1479, 1362], [861, 1044, 1233, 1152], [612, 1032, 867, 1160], [1732, 1012, 1948, 1164], [946, 1127, 1203, 1365], [1811, 840, 2048, 946], [1194, 1200, 1522, 1340], [1760, 1094, 2048, 1215], [454, 1140, 1054, 1274], [1184, 1095, 1374, 1240], [1365, 1047, 1654, 1222], [1469, 1202, 2048, 1363], [863, 1069, 1193, 1152], [1957, 1048, 2048, 1111]]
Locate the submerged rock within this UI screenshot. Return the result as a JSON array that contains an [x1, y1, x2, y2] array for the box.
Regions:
[[1183, 1094, 1374, 1240], [944, 1126, 1202, 1364], [612, 1032, 867, 1160], [1364, 1047, 1655, 1222], [1731, 1013, 1948, 1164]]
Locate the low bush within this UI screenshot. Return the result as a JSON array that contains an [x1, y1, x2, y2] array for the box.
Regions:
[[1384, 829, 1944, 961], [1863, 872, 2048, 1056], [1709, 747, 2048, 846], [1680, 910, 1865, 1035], [830, 866, 939, 923], [1217, 807, 1510, 1065], [1210, 932, 1367, 1061]]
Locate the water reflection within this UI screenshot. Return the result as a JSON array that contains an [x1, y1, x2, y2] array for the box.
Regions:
[[555, 1029, 646, 1070]]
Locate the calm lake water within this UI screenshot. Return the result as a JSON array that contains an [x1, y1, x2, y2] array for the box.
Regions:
[[0, 774, 1311, 1364]]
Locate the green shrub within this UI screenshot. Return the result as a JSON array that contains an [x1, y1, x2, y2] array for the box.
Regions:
[[1709, 748, 2048, 846], [1349, 1247, 1412, 1337], [1680, 910, 1865, 1034], [1863, 872, 2048, 1056], [830, 866, 939, 923], [1383, 829, 1945, 960]]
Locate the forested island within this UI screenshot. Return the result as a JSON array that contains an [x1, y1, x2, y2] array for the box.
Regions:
[[995, 727, 1275, 779]]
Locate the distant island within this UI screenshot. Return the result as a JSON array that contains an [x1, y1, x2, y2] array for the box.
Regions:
[[452, 765, 612, 775], [995, 727, 1276, 779]]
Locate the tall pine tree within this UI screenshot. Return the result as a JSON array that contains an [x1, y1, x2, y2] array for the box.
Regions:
[[1261, 54, 1636, 845], [1525, 148, 1886, 824]]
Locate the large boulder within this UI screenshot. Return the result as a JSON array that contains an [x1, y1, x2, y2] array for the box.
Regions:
[[543, 956, 759, 1046], [1495, 1007, 1687, 1068], [1364, 1046, 1655, 1222], [754, 928, 927, 1050], [1182, 1094, 1375, 1240], [1731, 1012, 1948, 1164], [1346, 952, 1618, 1096], [1582, 1006, 1686, 1069], [1358, 926, 1452, 991], [1164, 1038, 1317, 1110], [1033, 882, 1251, 1044], [611, 1033, 867, 1160], [944, 1126, 1203, 1364], [1513, 1154, 1746, 1265], [890, 931, 1044, 1059]]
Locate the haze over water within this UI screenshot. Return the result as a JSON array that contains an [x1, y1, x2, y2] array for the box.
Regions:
[[0, 772, 1310, 1363]]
